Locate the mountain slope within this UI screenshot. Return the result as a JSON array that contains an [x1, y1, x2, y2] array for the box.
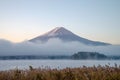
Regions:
[[29, 27, 110, 46]]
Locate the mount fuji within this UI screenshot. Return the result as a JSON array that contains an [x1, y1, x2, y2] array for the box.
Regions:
[[29, 27, 110, 46]]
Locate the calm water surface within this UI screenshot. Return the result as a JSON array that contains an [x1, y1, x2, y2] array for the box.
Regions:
[[0, 60, 120, 71]]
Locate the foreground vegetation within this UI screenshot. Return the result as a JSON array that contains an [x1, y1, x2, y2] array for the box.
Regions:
[[0, 65, 120, 80]]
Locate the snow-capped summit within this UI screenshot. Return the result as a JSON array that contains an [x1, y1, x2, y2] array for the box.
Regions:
[[43, 27, 74, 36], [29, 27, 110, 46]]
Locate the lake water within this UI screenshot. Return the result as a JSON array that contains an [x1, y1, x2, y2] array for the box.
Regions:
[[0, 60, 120, 71]]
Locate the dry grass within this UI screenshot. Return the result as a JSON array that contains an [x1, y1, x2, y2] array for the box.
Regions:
[[0, 65, 120, 80]]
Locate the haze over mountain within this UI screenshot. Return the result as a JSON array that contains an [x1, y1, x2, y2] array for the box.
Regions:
[[0, 38, 120, 56], [0, 27, 120, 56], [29, 27, 110, 46]]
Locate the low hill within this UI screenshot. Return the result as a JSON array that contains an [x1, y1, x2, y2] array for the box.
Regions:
[[71, 52, 107, 60]]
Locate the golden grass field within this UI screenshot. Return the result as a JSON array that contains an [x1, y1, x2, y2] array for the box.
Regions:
[[0, 65, 120, 80]]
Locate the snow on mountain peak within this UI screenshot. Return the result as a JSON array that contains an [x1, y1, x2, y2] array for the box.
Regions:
[[29, 27, 110, 46], [43, 27, 74, 36]]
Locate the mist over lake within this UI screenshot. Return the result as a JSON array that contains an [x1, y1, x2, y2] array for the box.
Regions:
[[0, 60, 120, 71]]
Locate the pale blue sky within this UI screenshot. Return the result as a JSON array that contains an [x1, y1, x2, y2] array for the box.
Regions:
[[0, 0, 120, 44]]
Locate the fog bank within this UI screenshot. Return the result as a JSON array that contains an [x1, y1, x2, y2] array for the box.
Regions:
[[0, 39, 120, 56]]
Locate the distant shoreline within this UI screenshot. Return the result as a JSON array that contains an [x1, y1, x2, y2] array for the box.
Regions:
[[0, 52, 120, 60]]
